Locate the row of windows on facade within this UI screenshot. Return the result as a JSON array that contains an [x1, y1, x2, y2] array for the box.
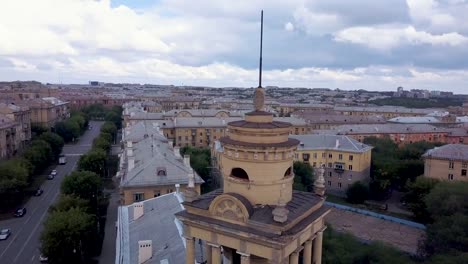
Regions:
[[178, 135, 217, 141], [448, 170, 467, 180], [327, 181, 349, 188], [302, 153, 354, 161], [133, 189, 174, 202], [227, 150, 294, 160], [305, 161, 354, 171], [448, 161, 468, 169]]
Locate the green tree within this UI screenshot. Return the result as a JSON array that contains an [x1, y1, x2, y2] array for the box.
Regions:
[[346, 181, 369, 204], [55, 120, 80, 142], [423, 181, 468, 255], [50, 195, 90, 213], [40, 208, 96, 264], [93, 136, 111, 153], [78, 149, 107, 176], [180, 146, 211, 192], [104, 111, 122, 129], [293, 161, 314, 192], [23, 140, 53, 173], [40, 132, 65, 160], [100, 122, 117, 141], [0, 159, 30, 192], [61, 171, 102, 202], [402, 177, 439, 223], [31, 124, 48, 136]]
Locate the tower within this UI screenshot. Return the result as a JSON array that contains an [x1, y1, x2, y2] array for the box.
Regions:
[[176, 11, 330, 264]]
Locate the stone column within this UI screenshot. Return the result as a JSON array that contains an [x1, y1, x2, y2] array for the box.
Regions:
[[208, 243, 221, 264], [289, 251, 299, 264], [237, 251, 251, 264], [313, 231, 323, 264], [185, 237, 195, 264], [205, 243, 212, 264], [303, 239, 313, 264]]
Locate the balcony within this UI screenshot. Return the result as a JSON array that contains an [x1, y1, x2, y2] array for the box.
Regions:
[[334, 162, 345, 173]]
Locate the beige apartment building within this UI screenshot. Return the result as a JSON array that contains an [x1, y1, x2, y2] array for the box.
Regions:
[[0, 115, 18, 159], [177, 87, 330, 264], [423, 144, 468, 181], [118, 121, 204, 205], [20, 97, 69, 128], [292, 134, 372, 195], [0, 103, 31, 151]]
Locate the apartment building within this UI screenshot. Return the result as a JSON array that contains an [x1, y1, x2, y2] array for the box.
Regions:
[[316, 124, 448, 145], [18, 97, 69, 128], [118, 122, 204, 205], [292, 111, 386, 130], [333, 106, 437, 119], [0, 115, 18, 159], [423, 144, 468, 182], [291, 134, 372, 196], [0, 103, 31, 150]]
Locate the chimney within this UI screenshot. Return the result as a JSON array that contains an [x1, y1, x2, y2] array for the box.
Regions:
[[168, 141, 173, 148], [133, 202, 144, 220], [335, 139, 340, 148], [174, 146, 181, 158], [175, 184, 180, 193], [128, 157, 135, 172], [127, 140, 133, 148], [138, 240, 152, 264], [183, 155, 190, 167]]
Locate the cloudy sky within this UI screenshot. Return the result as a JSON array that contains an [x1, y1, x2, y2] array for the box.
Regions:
[[1, 0, 467, 92]]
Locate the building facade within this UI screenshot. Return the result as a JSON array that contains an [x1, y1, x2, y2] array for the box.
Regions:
[[0, 115, 18, 159], [292, 135, 372, 196], [176, 87, 330, 264], [0, 103, 31, 151], [423, 144, 468, 182]]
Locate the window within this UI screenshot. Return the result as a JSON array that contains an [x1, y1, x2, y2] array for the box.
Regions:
[[462, 162, 467, 168], [185, 136, 188, 141], [157, 168, 167, 176], [133, 193, 144, 202], [322, 153, 326, 158], [449, 161, 454, 169], [253, 153, 258, 160], [328, 153, 333, 158], [338, 154, 343, 160], [167, 189, 173, 193], [313, 153, 317, 159], [462, 169, 467, 176], [328, 163, 332, 168], [338, 182, 342, 188], [154, 191, 161, 197], [328, 181, 332, 186], [178, 136, 181, 141], [348, 165, 353, 171], [295, 153, 299, 159], [328, 172, 332, 177], [302, 153, 310, 161], [349, 155, 354, 161], [448, 174, 454, 180]]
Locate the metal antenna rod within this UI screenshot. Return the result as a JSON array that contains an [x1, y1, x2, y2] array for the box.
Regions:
[[258, 10, 263, 88]]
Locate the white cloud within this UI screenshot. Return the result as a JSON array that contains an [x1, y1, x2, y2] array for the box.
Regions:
[[285, 22, 295, 31], [292, 6, 342, 35], [334, 25, 468, 49]]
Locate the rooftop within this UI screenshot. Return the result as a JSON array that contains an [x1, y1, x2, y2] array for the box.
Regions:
[[423, 144, 468, 161], [315, 124, 445, 135], [291, 134, 372, 153]]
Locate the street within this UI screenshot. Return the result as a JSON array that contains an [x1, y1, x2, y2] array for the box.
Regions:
[[0, 121, 103, 264]]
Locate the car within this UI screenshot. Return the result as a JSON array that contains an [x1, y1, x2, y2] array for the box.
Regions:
[[14, 207, 26, 217], [34, 188, 44, 196], [0, 229, 11, 240], [50, 170, 57, 176], [39, 254, 48, 262], [47, 174, 54, 180]]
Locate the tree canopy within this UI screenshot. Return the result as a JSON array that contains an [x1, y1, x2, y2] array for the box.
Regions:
[[78, 149, 107, 176], [40, 132, 65, 160], [293, 161, 314, 192], [346, 181, 369, 204], [61, 171, 103, 202]]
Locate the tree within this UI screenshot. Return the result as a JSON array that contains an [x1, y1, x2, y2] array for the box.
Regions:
[[31, 124, 48, 136], [346, 181, 369, 204], [61, 171, 102, 203], [0, 160, 30, 192], [104, 111, 122, 129], [40, 208, 96, 264], [23, 140, 53, 173], [40, 132, 65, 160], [402, 177, 439, 223], [50, 195, 90, 213], [78, 149, 107, 177], [423, 181, 468, 255], [293, 162, 314, 192], [93, 136, 111, 153], [55, 120, 80, 142], [100, 122, 117, 141], [180, 146, 211, 192]]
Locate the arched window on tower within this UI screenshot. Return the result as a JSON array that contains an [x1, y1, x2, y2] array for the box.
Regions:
[[284, 167, 292, 177], [230, 168, 249, 181]]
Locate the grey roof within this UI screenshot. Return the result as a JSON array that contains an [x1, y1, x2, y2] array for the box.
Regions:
[[388, 116, 444, 124], [164, 109, 246, 117], [291, 134, 372, 153], [315, 124, 445, 135], [121, 136, 204, 188], [123, 121, 167, 143], [116, 193, 186, 264], [292, 112, 385, 124], [129, 117, 306, 128], [333, 106, 438, 114], [423, 144, 468, 161]]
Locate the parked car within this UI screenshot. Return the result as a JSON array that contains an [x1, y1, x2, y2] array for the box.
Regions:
[[34, 188, 44, 196], [47, 174, 54, 180], [50, 170, 57, 176], [39, 254, 48, 262], [59, 155, 67, 165], [0, 229, 11, 240], [14, 207, 27, 217]]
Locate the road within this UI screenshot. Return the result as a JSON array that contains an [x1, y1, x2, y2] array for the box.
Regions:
[[0, 121, 103, 264]]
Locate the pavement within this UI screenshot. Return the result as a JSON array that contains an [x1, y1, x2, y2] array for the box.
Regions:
[[0, 121, 103, 264], [325, 207, 425, 254], [98, 190, 119, 264]]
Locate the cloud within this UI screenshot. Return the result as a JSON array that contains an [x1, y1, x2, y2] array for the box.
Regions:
[[285, 22, 294, 32], [334, 25, 468, 50]]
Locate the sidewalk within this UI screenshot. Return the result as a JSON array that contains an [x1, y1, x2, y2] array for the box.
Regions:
[[99, 190, 120, 264]]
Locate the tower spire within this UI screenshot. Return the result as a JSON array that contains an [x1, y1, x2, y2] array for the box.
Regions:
[[258, 10, 263, 88]]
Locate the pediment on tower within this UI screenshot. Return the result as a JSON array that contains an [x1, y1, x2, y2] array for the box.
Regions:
[[208, 193, 253, 224]]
